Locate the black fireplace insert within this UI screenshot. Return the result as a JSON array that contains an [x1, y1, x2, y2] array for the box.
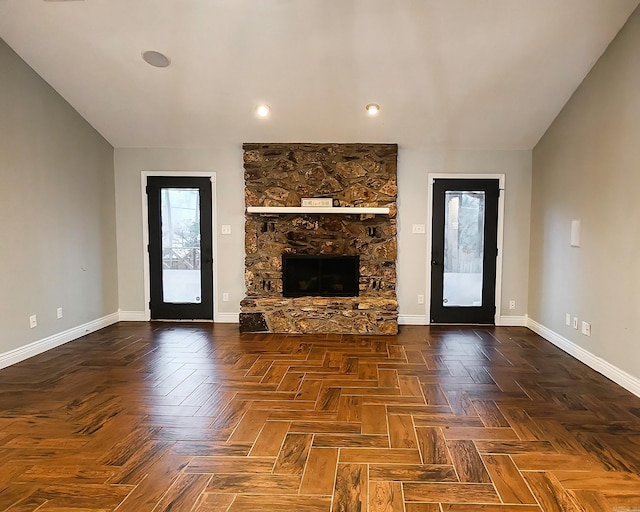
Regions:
[[282, 254, 359, 297]]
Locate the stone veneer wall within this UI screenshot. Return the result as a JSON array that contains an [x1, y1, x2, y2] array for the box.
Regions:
[[240, 143, 398, 334]]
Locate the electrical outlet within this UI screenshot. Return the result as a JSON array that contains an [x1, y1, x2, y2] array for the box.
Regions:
[[509, 300, 516, 310], [412, 224, 426, 234], [565, 313, 571, 326], [417, 294, 425, 305], [572, 316, 578, 329], [581, 321, 591, 336], [221, 225, 232, 235], [29, 315, 37, 328], [57, 307, 63, 319], [222, 293, 229, 302]]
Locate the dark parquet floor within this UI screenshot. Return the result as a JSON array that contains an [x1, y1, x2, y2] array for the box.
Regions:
[[1, 322, 640, 511]]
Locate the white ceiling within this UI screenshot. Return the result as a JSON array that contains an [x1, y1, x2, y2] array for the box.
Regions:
[[0, 0, 638, 150]]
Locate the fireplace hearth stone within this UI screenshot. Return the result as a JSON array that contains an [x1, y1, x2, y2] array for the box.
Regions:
[[239, 297, 398, 335]]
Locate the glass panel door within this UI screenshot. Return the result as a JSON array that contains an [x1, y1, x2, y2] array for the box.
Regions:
[[147, 177, 213, 320], [430, 179, 499, 324]]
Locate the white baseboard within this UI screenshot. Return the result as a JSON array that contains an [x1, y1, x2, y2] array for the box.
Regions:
[[527, 317, 640, 399], [118, 310, 148, 321], [398, 315, 429, 325], [118, 312, 522, 327], [398, 315, 528, 327], [119, 310, 239, 323], [497, 315, 528, 327], [216, 312, 240, 323], [0, 312, 120, 370]]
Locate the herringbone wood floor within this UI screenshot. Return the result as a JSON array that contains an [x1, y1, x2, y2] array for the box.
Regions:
[[1, 323, 640, 511]]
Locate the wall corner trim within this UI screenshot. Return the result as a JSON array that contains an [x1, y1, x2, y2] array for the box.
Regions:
[[118, 310, 149, 321], [398, 315, 429, 325], [527, 317, 640, 399], [216, 312, 240, 323], [497, 315, 528, 327], [0, 312, 120, 370]]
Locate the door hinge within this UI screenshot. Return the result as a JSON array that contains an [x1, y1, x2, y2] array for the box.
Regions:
[[145, 185, 150, 195]]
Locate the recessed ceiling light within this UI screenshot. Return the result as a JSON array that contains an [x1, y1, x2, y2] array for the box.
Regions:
[[256, 104, 271, 118], [142, 50, 171, 68], [366, 103, 380, 116]]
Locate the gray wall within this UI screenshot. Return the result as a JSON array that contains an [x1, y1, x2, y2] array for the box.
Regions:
[[529, 8, 640, 379], [114, 146, 245, 318], [0, 39, 117, 353], [114, 147, 532, 322], [398, 149, 531, 320]]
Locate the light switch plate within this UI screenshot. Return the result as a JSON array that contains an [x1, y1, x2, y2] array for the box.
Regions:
[[221, 225, 232, 235], [412, 224, 426, 234], [570, 219, 581, 247]]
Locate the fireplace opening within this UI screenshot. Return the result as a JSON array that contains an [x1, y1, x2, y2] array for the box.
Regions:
[[282, 255, 359, 298]]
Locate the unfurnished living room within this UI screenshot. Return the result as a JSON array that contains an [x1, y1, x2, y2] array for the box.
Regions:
[[1, 1, 640, 511]]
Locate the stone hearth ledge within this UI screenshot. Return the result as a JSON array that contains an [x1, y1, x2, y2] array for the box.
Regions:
[[240, 296, 399, 335]]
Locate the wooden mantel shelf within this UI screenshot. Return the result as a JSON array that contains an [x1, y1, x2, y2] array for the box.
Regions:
[[246, 206, 390, 215]]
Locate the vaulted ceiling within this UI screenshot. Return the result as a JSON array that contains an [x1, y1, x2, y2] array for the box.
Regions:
[[1, 0, 638, 149]]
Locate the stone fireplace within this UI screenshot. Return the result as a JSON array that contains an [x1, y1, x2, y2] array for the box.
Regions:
[[240, 143, 398, 335]]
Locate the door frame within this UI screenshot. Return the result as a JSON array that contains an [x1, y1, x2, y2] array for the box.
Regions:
[[426, 173, 505, 325], [140, 171, 218, 322]]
